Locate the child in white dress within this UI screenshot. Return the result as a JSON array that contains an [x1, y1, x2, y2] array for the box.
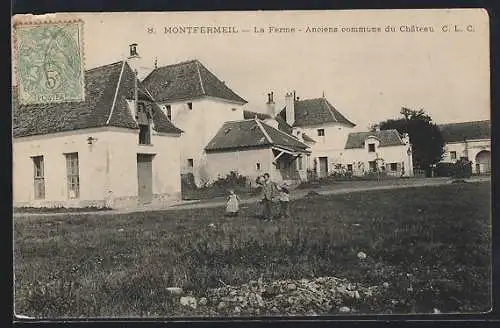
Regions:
[[226, 190, 240, 217]]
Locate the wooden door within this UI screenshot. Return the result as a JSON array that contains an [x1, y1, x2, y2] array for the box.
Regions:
[[137, 154, 153, 203], [319, 157, 328, 178]]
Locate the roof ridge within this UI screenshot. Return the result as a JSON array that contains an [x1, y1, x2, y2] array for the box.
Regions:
[[156, 59, 199, 70], [224, 118, 257, 124], [87, 60, 124, 73], [195, 60, 206, 95], [260, 120, 310, 148], [105, 60, 126, 125], [439, 120, 490, 126], [323, 98, 338, 122], [255, 119, 273, 144]]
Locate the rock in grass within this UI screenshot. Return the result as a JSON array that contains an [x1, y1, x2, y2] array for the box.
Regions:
[[217, 301, 226, 310], [166, 287, 183, 295], [180, 296, 197, 309], [339, 306, 351, 313], [357, 251, 367, 260], [287, 283, 297, 291], [199, 297, 208, 306]]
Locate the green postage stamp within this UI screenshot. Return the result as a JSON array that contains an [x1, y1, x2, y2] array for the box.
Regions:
[[13, 19, 85, 105]]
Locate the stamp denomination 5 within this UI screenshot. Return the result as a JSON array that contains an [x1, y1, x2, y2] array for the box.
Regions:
[[13, 19, 85, 105]]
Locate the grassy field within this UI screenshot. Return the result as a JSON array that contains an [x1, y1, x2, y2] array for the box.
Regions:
[[14, 182, 491, 317]]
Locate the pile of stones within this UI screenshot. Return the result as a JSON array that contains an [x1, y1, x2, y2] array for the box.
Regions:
[[171, 275, 382, 316]]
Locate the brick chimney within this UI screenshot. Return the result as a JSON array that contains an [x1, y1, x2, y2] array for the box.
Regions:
[[285, 91, 295, 126], [266, 91, 276, 117], [128, 43, 140, 59]]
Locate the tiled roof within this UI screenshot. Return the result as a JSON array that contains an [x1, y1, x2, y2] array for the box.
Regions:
[[302, 133, 316, 143], [13, 61, 182, 138], [205, 119, 310, 153], [142, 59, 247, 104], [438, 120, 490, 143], [278, 97, 356, 128], [243, 109, 272, 120], [275, 115, 293, 134], [344, 130, 405, 149]]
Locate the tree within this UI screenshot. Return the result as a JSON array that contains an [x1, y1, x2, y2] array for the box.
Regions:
[[377, 107, 445, 170]]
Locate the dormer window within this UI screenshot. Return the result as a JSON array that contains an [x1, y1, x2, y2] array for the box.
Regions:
[[139, 125, 151, 145], [187, 102, 193, 110], [368, 143, 376, 152], [165, 105, 172, 121], [317, 129, 325, 137], [137, 101, 152, 145]]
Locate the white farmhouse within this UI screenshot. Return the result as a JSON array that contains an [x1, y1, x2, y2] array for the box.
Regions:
[[205, 118, 311, 185], [438, 120, 491, 174], [13, 61, 183, 209], [141, 59, 248, 186], [276, 92, 414, 178]]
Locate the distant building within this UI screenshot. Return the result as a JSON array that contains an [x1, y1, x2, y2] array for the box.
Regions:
[[276, 93, 413, 178], [12, 61, 183, 209], [439, 120, 491, 174]]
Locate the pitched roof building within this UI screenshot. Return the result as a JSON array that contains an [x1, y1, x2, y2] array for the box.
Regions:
[[438, 120, 490, 143], [13, 61, 182, 138], [206, 119, 310, 154], [13, 60, 183, 209], [142, 59, 247, 104], [278, 97, 356, 128], [344, 130, 406, 149]]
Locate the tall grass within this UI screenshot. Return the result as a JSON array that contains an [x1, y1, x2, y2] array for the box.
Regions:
[[14, 182, 491, 317]]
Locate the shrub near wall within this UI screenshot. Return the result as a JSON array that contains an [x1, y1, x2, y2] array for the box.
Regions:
[[181, 171, 256, 200], [435, 159, 472, 178]]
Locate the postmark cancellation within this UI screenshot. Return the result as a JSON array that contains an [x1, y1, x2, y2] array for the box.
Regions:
[[12, 16, 85, 105]]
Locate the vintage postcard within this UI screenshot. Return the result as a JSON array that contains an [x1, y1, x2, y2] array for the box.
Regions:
[[12, 9, 491, 319]]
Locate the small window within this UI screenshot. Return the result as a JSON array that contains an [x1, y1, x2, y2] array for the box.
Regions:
[[317, 129, 325, 137], [32, 156, 45, 199], [139, 125, 151, 145], [297, 157, 303, 170], [232, 108, 237, 111], [256, 162, 261, 170], [165, 105, 172, 121], [390, 163, 398, 171], [368, 143, 376, 152], [187, 102, 193, 110], [450, 151, 457, 160], [187, 159, 194, 168], [65, 153, 80, 199], [347, 164, 353, 171]]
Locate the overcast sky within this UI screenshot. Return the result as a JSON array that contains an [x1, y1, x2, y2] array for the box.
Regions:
[[15, 9, 490, 130]]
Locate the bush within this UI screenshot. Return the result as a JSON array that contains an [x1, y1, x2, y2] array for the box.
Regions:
[[181, 171, 252, 200], [213, 171, 247, 189], [435, 159, 472, 178]]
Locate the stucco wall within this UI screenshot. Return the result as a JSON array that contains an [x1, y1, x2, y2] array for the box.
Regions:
[[13, 127, 181, 208], [105, 128, 182, 208], [297, 123, 353, 155], [205, 148, 272, 185], [441, 139, 491, 174], [341, 145, 413, 177]]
